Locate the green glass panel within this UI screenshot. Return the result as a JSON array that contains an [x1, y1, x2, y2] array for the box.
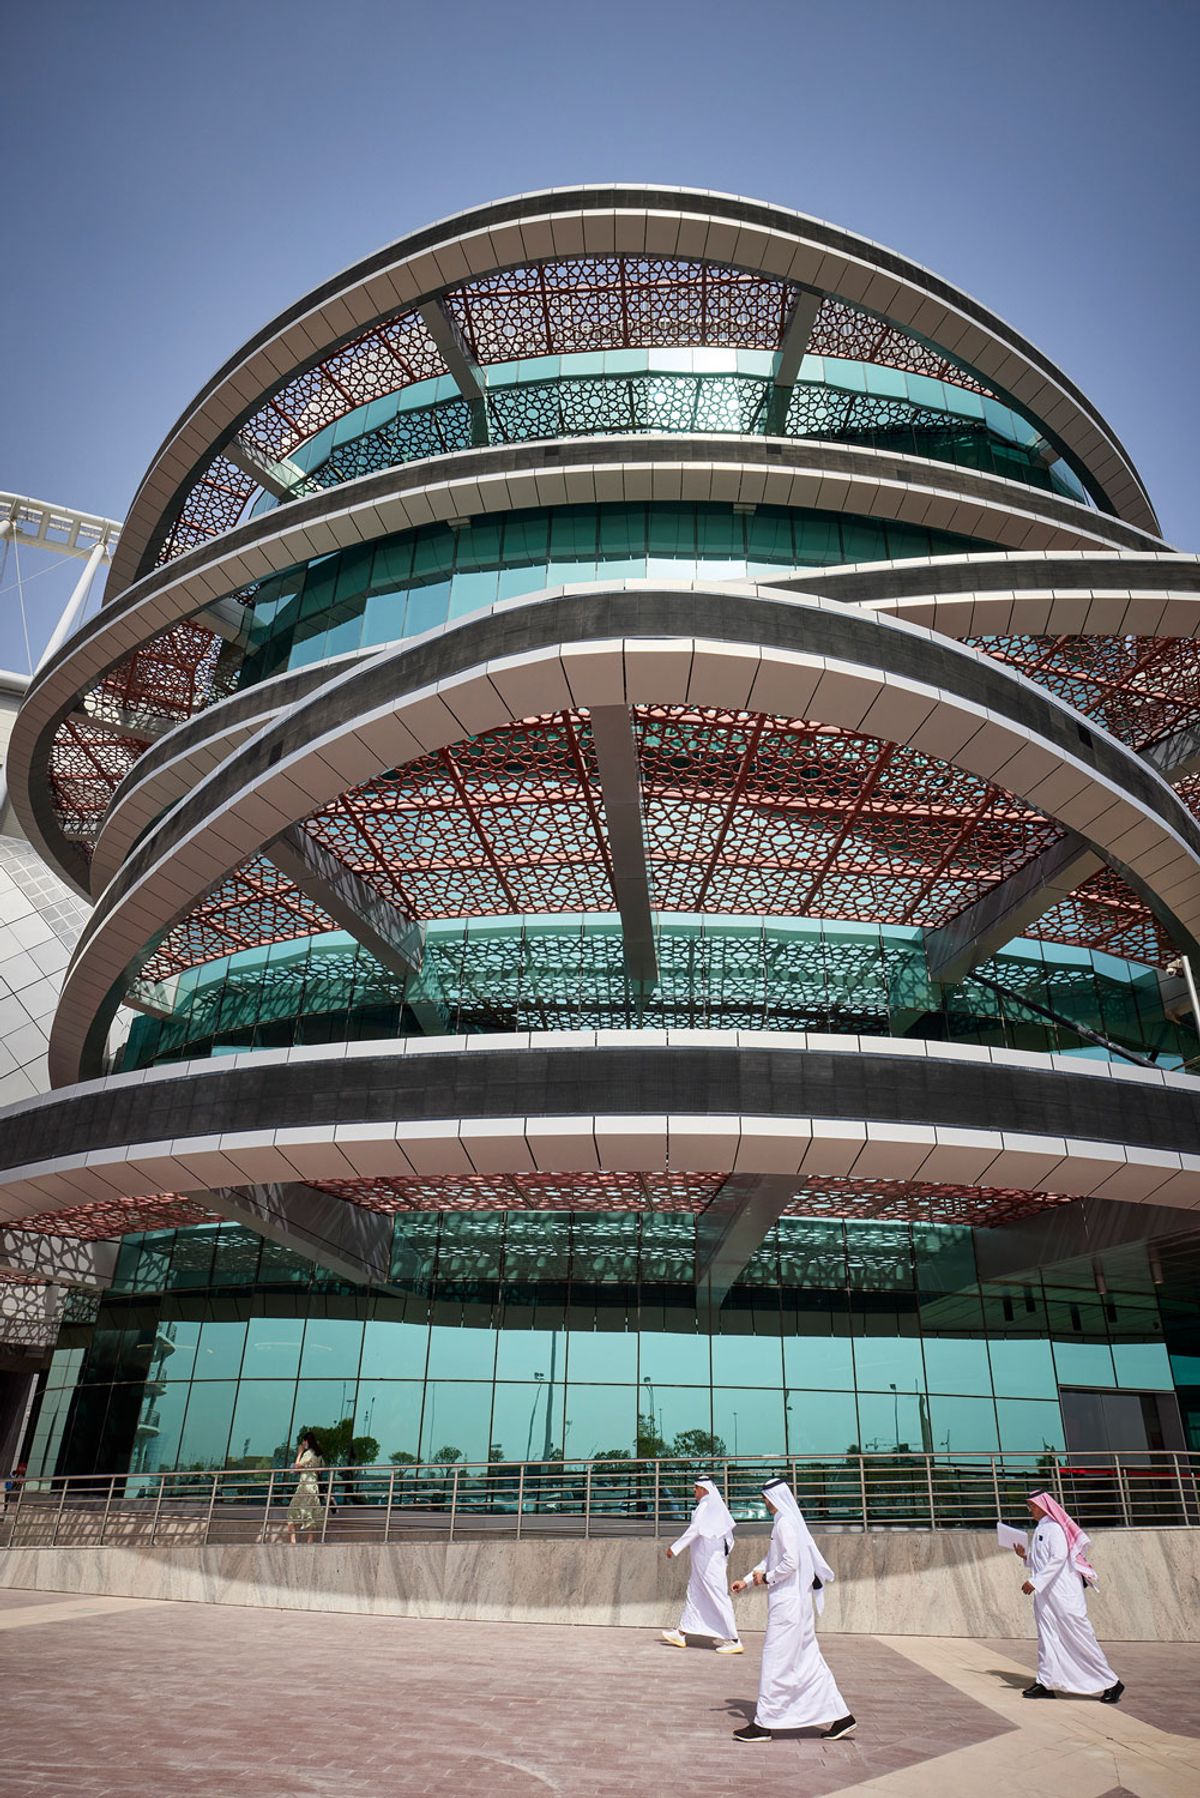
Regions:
[[175, 1381, 237, 1471], [784, 1390, 859, 1454], [298, 1318, 365, 1381], [193, 1320, 247, 1381], [241, 1317, 304, 1381]]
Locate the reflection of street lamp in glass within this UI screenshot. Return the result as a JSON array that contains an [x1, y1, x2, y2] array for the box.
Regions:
[[733, 1412, 739, 1458], [641, 1376, 661, 1450], [889, 1384, 899, 1447]]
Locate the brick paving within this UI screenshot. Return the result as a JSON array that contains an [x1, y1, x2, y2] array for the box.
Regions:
[[2, 1591, 1198, 1796]]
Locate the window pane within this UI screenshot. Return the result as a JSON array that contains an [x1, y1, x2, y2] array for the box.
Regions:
[[996, 1398, 1066, 1452], [354, 1382, 422, 1468], [176, 1381, 237, 1470], [639, 1332, 712, 1386], [419, 1382, 492, 1464], [564, 1385, 635, 1459], [228, 1381, 295, 1466], [299, 1317, 364, 1381], [987, 1336, 1058, 1399], [785, 1390, 859, 1455], [928, 1394, 998, 1453], [193, 1320, 247, 1381], [360, 1318, 429, 1380], [242, 1317, 304, 1380]]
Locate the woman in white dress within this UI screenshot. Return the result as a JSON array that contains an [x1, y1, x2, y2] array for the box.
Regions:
[[661, 1477, 743, 1653], [729, 1477, 856, 1743], [286, 1431, 324, 1547], [1016, 1490, 1123, 1703]]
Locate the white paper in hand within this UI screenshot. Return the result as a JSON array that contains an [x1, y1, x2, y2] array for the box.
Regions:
[[996, 1521, 1028, 1553]]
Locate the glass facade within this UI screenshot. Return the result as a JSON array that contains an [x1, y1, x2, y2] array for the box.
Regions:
[[236, 500, 990, 688], [26, 1212, 1195, 1482], [123, 922, 1197, 1071], [251, 350, 1088, 521]]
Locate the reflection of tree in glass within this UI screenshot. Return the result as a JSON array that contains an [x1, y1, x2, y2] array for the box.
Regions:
[[431, 1445, 462, 1464], [389, 1449, 417, 1466]]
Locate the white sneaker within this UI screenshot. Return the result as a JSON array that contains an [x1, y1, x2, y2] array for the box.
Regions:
[[715, 1640, 745, 1654], [660, 1630, 687, 1648]]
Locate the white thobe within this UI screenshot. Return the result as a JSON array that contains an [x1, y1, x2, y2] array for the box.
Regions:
[[749, 1515, 848, 1730], [670, 1519, 740, 1641], [1025, 1518, 1117, 1694]]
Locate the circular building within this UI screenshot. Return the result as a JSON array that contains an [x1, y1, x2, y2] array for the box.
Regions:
[[5, 187, 1200, 1490]]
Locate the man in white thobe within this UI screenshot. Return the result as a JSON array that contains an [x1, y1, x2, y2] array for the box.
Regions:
[[661, 1477, 743, 1653], [729, 1477, 856, 1742], [1016, 1490, 1123, 1703]]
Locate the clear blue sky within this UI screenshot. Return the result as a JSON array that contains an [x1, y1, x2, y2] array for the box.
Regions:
[[2, 0, 1197, 665]]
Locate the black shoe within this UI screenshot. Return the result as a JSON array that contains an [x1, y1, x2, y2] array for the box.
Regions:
[[732, 1723, 773, 1743], [824, 1714, 857, 1740], [1100, 1680, 1125, 1705], [1022, 1682, 1055, 1699]]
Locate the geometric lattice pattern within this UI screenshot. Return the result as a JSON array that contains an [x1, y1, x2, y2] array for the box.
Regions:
[[150, 261, 996, 574], [15, 1193, 220, 1240], [47, 611, 246, 837], [973, 633, 1200, 751], [1026, 865, 1175, 967], [139, 856, 334, 985], [292, 705, 1064, 940], [316, 1170, 1071, 1228]]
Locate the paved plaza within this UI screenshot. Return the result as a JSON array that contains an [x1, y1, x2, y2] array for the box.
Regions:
[[2, 1589, 1199, 1796]]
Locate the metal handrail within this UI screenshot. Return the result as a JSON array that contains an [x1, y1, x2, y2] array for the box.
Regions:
[[3, 1448, 1197, 1551]]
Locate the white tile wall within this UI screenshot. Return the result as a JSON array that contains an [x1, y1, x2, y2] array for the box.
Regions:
[[0, 834, 89, 1107]]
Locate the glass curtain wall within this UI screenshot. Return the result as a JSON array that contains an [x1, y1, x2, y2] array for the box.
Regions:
[[27, 1216, 1185, 1481]]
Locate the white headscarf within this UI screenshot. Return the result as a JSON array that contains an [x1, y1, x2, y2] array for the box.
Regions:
[[762, 1477, 836, 1613], [692, 1476, 737, 1545]]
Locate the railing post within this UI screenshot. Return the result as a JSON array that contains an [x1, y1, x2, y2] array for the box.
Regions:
[[858, 1454, 869, 1533], [258, 1471, 276, 1545], [1116, 1458, 1132, 1529], [97, 1474, 117, 1546], [515, 1465, 525, 1540], [319, 1467, 334, 1544], [7, 1472, 26, 1544], [384, 1468, 395, 1544], [149, 1472, 166, 1546], [990, 1454, 1002, 1528], [448, 1467, 459, 1543], [203, 1473, 220, 1545], [584, 1462, 592, 1540], [653, 1460, 661, 1540], [50, 1476, 70, 1547], [925, 1453, 937, 1529], [1171, 1452, 1190, 1526]]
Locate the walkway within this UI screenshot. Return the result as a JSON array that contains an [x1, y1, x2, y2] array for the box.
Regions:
[[2, 1590, 1198, 1795]]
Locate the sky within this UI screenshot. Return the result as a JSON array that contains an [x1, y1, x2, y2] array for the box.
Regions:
[[2, 0, 1197, 666]]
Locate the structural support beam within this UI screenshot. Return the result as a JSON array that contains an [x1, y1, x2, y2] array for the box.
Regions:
[[695, 1174, 798, 1312], [223, 433, 309, 502], [588, 705, 658, 989], [417, 300, 489, 443], [926, 709, 1200, 991], [69, 704, 173, 743], [974, 1196, 1200, 1287], [925, 831, 1102, 986], [0, 1228, 117, 1292], [765, 287, 823, 434], [267, 824, 426, 979], [195, 593, 253, 645], [203, 1182, 396, 1288]]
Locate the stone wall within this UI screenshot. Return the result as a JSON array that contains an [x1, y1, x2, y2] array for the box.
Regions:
[[2, 1527, 1198, 1640]]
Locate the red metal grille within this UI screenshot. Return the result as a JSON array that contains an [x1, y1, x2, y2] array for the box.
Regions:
[[635, 706, 1061, 924], [973, 634, 1200, 751], [148, 260, 997, 571], [319, 1172, 725, 1214], [782, 1175, 1072, 1227], [1025, 868, 1175, 967], [129, 706, 1079, 983], [17, 1194, 220, 1240], [316, 1170, 1069, 1228], [139, 856, 335, 984], [302, 712, 616, 918]]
